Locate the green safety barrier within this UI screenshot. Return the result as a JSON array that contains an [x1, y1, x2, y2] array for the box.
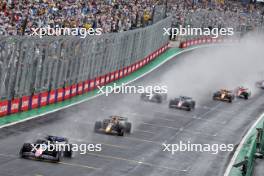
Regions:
[[231, 118, 264, 176], [260, 121, 264, 153]]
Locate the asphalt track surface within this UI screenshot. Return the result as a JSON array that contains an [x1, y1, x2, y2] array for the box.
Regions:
[[254, 158, 264, 176], [0, 49, 264, 176]]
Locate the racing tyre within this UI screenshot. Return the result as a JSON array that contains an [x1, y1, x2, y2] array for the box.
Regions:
[[64, 144, 73, 158], [244, 94, 249, 100], [168, 101, 173, 108], [19, 143, 32, 158], [94, 121, 102, 132], [191, 102, 196, 110], [126, 122, 132, 133], [54, 151, 61, 162], [118, 128, 125, 136]]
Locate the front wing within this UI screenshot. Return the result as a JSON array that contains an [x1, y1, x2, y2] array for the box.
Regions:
[[21, 151, 59, 162]]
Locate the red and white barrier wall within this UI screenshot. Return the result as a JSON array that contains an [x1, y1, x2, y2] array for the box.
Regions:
[[179, 36, 239, 49], [0, 43, 170, 117]]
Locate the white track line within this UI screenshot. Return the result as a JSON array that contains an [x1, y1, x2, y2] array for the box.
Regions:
[[224, 113, 264, 176], [85, 152, 187, 172], [0, 44, 222, 129]]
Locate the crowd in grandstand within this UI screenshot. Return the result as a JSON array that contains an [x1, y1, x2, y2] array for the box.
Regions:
[[0, 0, 154, 35], [0, 0, 263, 36], [169, 0, 264, 33]]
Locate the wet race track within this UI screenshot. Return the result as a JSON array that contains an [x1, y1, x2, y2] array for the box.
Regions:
[[0, 48, 264, 176]]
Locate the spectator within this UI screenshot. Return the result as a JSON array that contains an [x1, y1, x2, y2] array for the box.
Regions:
[[0, 0, 156, 36], [168, 0, 264, 35]]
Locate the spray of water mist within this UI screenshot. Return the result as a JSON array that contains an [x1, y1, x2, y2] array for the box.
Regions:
[[102, 32, 264, 129], [45, 32, 264, 136], [161, 32, 264, 103]]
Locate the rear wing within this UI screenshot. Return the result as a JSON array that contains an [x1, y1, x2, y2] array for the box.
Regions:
[[46, 135, 68, 142], [109, 116, 128, 121]]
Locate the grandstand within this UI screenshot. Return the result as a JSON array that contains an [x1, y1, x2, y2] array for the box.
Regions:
[[0, 1, 264, 176], [0, 0, 155, 35], [169, 0, 264, 35], [0, 0, 263, 36]]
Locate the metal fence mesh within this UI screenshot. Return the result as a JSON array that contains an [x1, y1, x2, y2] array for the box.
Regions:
[[0, 17, 171, 100]]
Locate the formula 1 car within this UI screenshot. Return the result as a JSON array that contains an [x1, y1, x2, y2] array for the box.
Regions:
[[19, 135, 73, 162], [94, 116, 132, 136], [256, 80, 264, 89], [140, 92, 167, 103], [169, 96, 196, 111], [235, 87, 251, 100], [213, 89, 235, 103]]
